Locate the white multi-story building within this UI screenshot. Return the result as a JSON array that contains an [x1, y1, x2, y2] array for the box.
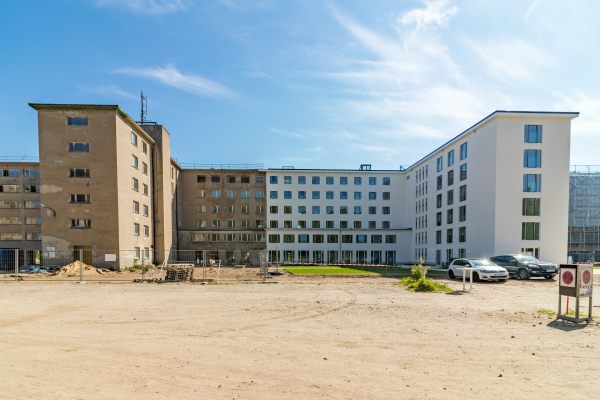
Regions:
[[265, 111, 578, 265], [264, 167, 410, 264]]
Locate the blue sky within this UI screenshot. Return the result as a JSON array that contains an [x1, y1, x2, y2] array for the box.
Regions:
[[1, 0, 598, 169]]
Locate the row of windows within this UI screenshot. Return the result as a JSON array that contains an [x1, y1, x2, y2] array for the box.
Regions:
[[71, 219, 91, 229], [436, 165, 467, 190], [268, 233, 397, 244], [197, 219, 264, 229], [133, 223, 150, 237], [269, 205, 391, 215], [270, 175, 392, 186], [0, 168, 38, 177], [133, 247, 151, 260], [132, 178, 149, 196], [415, 181, 428, 198], [192, 233, 265, 242], [0, 216, 41, 225], [132, 201, 150, 217], [0, 232, 41, 241], [436, 186, 467, 208], [435, 205, 467, 226], [0, 184, 39, 193], [270, 220, 391, 229], [435, 227, 467, 244], [130, 132, 149, 155], [270, 250, 396, 264], [199, 189, 265, 199], [270, 191, 391, 200], [415, 165, 428, 183], [198, 175, 263, 184], [131, 155, 149, 175], [197, 205, 265, 214], [0, 200, 40, 209], [437, 143, 468, 172]]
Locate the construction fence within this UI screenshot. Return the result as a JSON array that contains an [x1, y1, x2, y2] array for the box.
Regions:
[[0, 248, 269, 283]]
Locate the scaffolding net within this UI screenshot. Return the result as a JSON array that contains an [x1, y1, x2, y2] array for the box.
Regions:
[[569, 165, 600, 262]]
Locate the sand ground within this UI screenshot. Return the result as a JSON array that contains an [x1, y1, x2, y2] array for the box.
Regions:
[[0, 277, 599, 400]]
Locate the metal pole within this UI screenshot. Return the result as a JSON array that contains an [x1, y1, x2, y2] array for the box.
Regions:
[[14, 248, 19, 281], [79, 249, 83, 283], [470, 268, 473, 291], [141, 250, 145, 281], [576, 295, 580, 320]]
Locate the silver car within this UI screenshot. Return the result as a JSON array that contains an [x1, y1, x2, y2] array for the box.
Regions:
[[448, 258, 509, 282]]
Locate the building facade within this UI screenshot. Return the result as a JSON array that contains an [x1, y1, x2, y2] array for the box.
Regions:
[[0, 105, 579, 269], [177, 168, 266, 264], [568, 166, 600, 262]]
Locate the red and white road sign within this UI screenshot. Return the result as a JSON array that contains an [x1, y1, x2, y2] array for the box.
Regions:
[[560, 269, 576, 287]]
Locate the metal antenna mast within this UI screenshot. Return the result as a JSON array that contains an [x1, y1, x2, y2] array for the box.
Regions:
[[140, 91, 148, 124]]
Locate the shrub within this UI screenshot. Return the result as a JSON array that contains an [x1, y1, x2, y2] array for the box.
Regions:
[[400, 259, 452, 293]]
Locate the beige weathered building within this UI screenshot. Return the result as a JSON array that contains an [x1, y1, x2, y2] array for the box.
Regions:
[[177, 168, 267, 264], [0, 161, 41, 266]]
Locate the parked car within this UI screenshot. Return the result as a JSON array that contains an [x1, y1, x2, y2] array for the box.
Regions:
[[489, 254, 557, 280], [448, 258, 509, 282]]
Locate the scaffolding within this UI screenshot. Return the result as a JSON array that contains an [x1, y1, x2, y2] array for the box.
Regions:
[[569, 165, 600, 262]]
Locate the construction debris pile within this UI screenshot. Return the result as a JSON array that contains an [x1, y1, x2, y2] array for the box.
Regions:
[[164, 264, 194, 282], [54, 260, 110, 276]]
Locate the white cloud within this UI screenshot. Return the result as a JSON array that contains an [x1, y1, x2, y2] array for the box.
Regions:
[[79, 85, 138, 100], [399, 0, 458, 29], [114, 65, 237, 99], [95, 0, 187, 15]]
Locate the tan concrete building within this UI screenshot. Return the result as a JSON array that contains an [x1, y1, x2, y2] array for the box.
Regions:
[[29, 104, 176, 267], [177, 168, 267, 265], [0, 161, 42, 267]]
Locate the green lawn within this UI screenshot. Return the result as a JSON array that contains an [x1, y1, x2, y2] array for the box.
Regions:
[[282, 265, 447, 277]]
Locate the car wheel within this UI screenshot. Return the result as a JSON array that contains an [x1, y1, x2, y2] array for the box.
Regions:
[[472, 272, 480, 282], [448, 270, 455, 279], [517, 268, 529, 280]]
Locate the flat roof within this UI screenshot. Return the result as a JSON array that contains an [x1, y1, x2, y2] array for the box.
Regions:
[[263, 168, 403, 173], [28, 103, 155, 143], [406, 110, 579, 171]]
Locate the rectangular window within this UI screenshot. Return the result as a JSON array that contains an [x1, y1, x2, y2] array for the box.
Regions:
[[212, 220, 221, 228], [326, 205, 334, 214], [340, 191, 348, 200], [131, 132, 138, 146], [313, 234, 324, 243], [447, 170, 454, 186], [447, 209, 453, 224], [298, 234, 310, 243], [383, 177, 391, 185], [436, 212, 442, 226], [368, 221, 376, 229], [368, 206, 376, 215], [436, 194, 442, 208], [459, 185, 466, 202], [353, 206, 362, 214], [298, 220, 306, 228], [241, 190, 250, 199], [368, 177, 377, 185], [524, 149, 542, 168], [459, 205, 466, 222], [226, 205, 235, 213], [368, 192, 376, 200], [283, 191, 292, 199], [68, 142, 90, 152], [455, 164, 466, 183], [326, 176, 334, 185], [327, 235, 338, 243], [459, 227, 466, 243], [270, 176, 278, 184], [460, 142, 468, 160], [131, 155, 138, 169], [312, 191, 320, 199], [132, 178, 139, 191], [270, 220, 278, 228], [522, 222, 540, 240], [143, 204, 149, 217], [382, 206, 390, 215], [354, 221, 362, 229], [437, 175, 442, 190], [284, 176, 292, 184], [340, 206, 348, 214], [385, 235, 396, 244], [522, 198, 541, 216], [447, 150, 454, 167], [342, 235, 353, 243], [144, 225, 149, 237], [284, 206, 292, 214], [283, 234, 295, 243], [436, 230, 442, 244], [67, 116, 88, 126], [143, 184, 148, 196], [270, 205, 278, 214], [354, 192, 362, 200], [371, 235, 382, 243], [197, 175, 206, 183], [340, 177, 348, 185], [446, 228, 453, 244], [298, 176, 306, 184], [268, 234, 280, 243], [447, 190, 454, 206], [312, 220, 321, 228], [71, 219, 91, 229], [356, 234, 367, 243], [437, 156, 443, 172], [68, 194, 90, 204], [270, 191, 278, 199], [142, 141, 148, 154], [340, 221, 348, 228], [298, 205, 306, 214], [326, 191, 334, 200], [312, 206, 320, 214], [298, 191, 306, 200], [312, 176, 320, 185], [326, 220, 334, 229], [524, 125, 542, 143], [241, 176, 250, 183], [354, 176, 362, 185], [523, 174, 541, 192]]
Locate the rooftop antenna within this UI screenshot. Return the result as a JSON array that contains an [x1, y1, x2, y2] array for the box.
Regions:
[[140, 91, 148, 124]]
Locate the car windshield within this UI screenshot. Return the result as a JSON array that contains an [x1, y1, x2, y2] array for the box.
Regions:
[[470, 259, 495, 267], [515, 255, 540, 262]]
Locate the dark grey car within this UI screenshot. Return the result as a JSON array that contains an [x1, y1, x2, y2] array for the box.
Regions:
[[489, 254, 557, 280]]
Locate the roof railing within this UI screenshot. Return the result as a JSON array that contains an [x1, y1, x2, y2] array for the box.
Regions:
[[178, 163, 264, 170]]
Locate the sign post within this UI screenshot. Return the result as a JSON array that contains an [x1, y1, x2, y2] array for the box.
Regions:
[[558, 264, 593, 323]]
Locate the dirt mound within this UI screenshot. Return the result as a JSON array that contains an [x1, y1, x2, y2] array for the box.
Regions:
[[55, 260, 109, 276]]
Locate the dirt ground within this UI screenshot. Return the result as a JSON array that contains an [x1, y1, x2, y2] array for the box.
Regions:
[[1, 276, 599, 400]]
